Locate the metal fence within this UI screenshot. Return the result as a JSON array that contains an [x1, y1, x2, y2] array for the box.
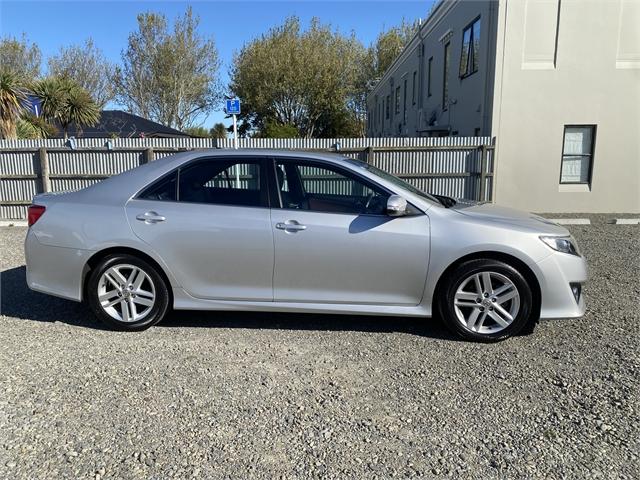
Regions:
[[0, 136, 495, 219]]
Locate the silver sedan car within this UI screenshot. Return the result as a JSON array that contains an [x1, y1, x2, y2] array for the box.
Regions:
[[25, 150, 587, 342]]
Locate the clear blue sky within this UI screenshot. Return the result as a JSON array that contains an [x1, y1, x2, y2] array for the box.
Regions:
[[0, 0, 434, 130]]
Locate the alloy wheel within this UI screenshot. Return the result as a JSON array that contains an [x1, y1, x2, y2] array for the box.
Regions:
[[97, 264, 156, 323], [453, 271, 520, 334]]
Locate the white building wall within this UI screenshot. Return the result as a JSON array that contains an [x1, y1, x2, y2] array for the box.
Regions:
[[491, 0, 640, 213]]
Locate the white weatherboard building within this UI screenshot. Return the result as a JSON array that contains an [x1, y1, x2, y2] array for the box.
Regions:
[[367, 0, 640, 213]]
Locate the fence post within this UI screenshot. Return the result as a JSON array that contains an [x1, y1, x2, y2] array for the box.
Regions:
[[365, 146, 375, 164], [478, 144, 487, 202], [38, 147, 51, 193], [143, 147, 155, 164]]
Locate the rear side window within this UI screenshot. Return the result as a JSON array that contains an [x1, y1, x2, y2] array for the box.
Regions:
[[138, 171, 177, 201], [178, 160, 264, 207]]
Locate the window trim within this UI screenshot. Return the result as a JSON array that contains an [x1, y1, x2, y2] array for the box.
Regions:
[[427, 56, 433, 97], [559, 125, 597, 186], [268, 157, 395, 217], [412, 70, 417, 105], [442, 42, 450, 111], [459, 16, 481, 79]]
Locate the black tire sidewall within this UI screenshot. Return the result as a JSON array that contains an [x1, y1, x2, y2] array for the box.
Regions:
[[87, 254, 170, 331], [440, 259, 533, 342]]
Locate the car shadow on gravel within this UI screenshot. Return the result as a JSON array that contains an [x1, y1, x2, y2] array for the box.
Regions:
[[0, 266, 108, 330], [1, 265, 457, 339], [161, 309, 457, 340]]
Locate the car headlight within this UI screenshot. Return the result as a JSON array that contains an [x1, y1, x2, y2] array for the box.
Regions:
[[539, 235, 581, 256]]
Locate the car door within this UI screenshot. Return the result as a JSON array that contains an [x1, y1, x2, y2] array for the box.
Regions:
[[125, 157, 274, 301], [270, 158, 430, 306]]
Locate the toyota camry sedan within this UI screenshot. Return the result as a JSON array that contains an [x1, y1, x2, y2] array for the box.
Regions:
[[25, 150, 587, 342]]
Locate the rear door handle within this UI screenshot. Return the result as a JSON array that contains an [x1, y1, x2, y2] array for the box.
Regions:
[[275, 221, 307, 232], [136, 211, 166, 224]]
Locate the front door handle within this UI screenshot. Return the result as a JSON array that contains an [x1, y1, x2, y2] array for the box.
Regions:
[[136, 211, 166, 224], [275, 220, 307, 232]]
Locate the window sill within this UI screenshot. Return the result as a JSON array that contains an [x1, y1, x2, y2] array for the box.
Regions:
[[459, 70, 478, 80], [559, 183, 591, 193]]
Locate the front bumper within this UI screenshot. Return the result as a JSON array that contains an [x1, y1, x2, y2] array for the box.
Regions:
[[536, 251, 588, 319], [25, 229, 91, 302]]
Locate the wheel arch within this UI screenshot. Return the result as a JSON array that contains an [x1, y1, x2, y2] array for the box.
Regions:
[[432, 251, 542, 326], [82, 246, 174, 305]]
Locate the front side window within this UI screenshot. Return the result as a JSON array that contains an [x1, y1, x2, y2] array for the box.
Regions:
[[178, 159, 264, 207], [560, 126, 596, 184], [274, 161, 389, 215], [460, 17, 481, 78]]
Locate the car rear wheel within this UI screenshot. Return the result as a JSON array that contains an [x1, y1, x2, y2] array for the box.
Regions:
[[439, 259, 534, 342], [87, 254, 170, 331]]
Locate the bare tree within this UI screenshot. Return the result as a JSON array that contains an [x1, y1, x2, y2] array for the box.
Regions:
[[0, 34, 41, 80], [48, 39, 115, 108], [114, 7, 222, 131]]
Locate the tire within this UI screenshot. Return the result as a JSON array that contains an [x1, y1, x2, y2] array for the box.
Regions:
[[438, 259, 534, 342], [86, 253, 170, 331]]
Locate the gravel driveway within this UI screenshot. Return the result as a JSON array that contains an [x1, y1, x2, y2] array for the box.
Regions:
[[1, 217, 638, 479]]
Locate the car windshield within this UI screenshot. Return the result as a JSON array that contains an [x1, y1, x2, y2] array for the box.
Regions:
[[344, 158, 441, 204]]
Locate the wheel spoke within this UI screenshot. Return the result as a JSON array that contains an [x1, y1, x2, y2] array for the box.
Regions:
[[106, 267, 127, 287], [99, 290, 119, 302], [102, 296, 121, 309], [481, 272, 493, 294], [120, 299, 131, 322], [135, 289, 154, 299], [473, 274, 483, 294], [132, 296, 153, 307], [128, 298, 137, 320], [496, 290, 518, 305], [466, 308, 481, 328], [456, 292, 478, 301], [132, 269, 146, 291], [488, 310, 510, 328], [493, 303, 514, 322]]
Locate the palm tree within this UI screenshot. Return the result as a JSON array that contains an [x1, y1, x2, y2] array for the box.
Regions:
[[31, 76, 100, 140], [0, 69, 27, 139], [210, 122, 228, 139], [62, 85, 100, 139], [17, 113, 58, 139]]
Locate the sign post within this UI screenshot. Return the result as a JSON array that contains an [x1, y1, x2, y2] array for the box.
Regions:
[[225, 98, 241, 186]]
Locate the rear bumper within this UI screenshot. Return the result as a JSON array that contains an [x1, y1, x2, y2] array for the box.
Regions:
[[536, 252, 588, 319], [25, 229, 91, 302]]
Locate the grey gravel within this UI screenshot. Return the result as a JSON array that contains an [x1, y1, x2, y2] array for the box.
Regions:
[[0, 216, 638, 479]]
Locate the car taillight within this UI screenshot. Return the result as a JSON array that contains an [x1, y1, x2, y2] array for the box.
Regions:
[[28, 205, 46, 226]]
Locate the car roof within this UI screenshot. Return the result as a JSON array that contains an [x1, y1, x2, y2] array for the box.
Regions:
[[71, 149, 436, 211]]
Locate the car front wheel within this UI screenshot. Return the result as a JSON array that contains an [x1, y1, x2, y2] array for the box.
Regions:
[[87, 254, 170, 331], [439, 259, 534, 342]]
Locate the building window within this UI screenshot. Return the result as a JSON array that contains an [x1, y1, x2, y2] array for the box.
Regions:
[[474, 127, 481, 137], [385, 95, 390, 119], [460, 17, 481, 78], [403, 78, 407, 124], [395, 86, 401, 115], [427, 57, 433, 97], [560, 125, 596, 184], [442, 42, 450, 110], [412, 71, 417, 105]]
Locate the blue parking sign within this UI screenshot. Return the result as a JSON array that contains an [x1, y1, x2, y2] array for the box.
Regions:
[[226, 99, 241, 115]]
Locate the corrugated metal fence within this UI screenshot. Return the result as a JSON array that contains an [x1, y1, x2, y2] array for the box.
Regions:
[[0, 136, 495, 219]]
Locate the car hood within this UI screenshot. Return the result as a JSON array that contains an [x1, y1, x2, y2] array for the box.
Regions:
[[450, 201, 569, 235]]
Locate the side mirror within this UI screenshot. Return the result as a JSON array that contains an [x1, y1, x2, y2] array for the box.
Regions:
[[386, 195, 408, 217]]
